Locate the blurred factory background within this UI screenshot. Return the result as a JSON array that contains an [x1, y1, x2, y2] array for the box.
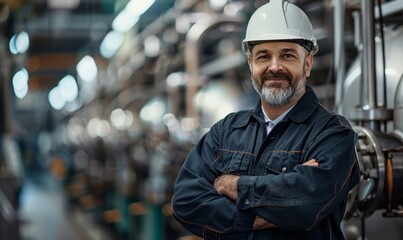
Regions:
[[0, 0, 402, 239]]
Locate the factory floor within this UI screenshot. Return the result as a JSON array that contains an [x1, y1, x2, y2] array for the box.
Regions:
[[16, 169, 197, 240], [18, 171, 109, 240]]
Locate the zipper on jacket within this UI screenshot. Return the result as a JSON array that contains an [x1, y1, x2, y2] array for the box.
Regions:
[[252, 130, 278, 175]]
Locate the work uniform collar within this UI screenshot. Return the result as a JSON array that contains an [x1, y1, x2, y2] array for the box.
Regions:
[[287, 85, 319, 123], [231, 86, 319, 128]]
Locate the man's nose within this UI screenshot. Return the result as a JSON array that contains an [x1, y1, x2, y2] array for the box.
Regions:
[[266, 57, 282, 73]]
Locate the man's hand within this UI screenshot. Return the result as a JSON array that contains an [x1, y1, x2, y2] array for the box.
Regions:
[[304, 159, 319, 167], [252, 216, 277, 230], [213, 174, 240, 201]]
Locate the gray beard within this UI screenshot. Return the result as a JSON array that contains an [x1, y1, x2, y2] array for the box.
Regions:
[[251, 80, 297, 107]]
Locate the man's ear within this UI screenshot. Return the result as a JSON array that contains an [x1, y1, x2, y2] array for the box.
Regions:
[[305, 54, 313, 77], [248, 56, 253, 72]]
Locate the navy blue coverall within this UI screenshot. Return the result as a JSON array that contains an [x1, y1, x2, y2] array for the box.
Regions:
[[172, 86, 359, 240]]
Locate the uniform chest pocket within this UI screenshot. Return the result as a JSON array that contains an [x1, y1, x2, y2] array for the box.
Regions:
[[212, 149, 254, 174], [265, 151, 305, 174]]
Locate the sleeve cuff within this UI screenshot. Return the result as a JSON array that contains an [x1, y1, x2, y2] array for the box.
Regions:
[[233, 205, 255, 232], [236, 175, 256, 210]]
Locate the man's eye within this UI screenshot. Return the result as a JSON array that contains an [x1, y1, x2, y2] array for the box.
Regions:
[[283, 54, 295, 59]]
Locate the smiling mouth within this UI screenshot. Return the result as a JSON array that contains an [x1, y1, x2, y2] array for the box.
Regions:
[[265, 78, 289, 84], [266, 78, 288, 81]]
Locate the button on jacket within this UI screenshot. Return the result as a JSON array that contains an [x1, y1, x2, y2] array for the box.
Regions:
[[172, 86, 359, 240]]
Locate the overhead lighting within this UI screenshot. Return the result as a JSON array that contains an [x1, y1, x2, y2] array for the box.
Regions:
[[112, 0, 155, 33], [112, 10, 140, 33], [58, 75, 78, 102], [103, 0, 156, 58], [12, 68, 29, 91], [48, 75, 79, 110], [48, 87, 66, 110], [77, 55, 98, 82], [12, 68, 29, 99], [14, 84, 28, 99], [100, 30, 124, 58], [9, 31, 30, 55], [126, 0, 155, 16]]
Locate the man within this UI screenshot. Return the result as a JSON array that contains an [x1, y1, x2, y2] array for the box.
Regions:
[[172, 0, 359, 239]]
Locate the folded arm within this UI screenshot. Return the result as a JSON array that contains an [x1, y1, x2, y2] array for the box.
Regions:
[[171, 125, 256, 236], [214, 159, 319, 230], [234, 128, 358, 231]]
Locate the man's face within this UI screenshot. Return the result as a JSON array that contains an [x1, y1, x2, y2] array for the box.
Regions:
[[248, 41, 313, 107]]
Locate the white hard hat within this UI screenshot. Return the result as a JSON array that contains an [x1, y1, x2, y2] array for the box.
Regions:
[[242, 0, 318, 55]]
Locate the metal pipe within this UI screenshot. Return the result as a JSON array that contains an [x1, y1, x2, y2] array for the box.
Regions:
[[361, 0, 377, 108], [333, 0, 345, 113], [352, 11, 364, 108], [185, 14, 244, 118]]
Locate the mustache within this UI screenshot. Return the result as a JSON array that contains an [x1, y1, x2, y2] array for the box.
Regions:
[[261, 72, 291, 81]]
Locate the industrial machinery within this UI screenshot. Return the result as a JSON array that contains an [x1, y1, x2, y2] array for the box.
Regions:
[[335, 0, 403, 239]]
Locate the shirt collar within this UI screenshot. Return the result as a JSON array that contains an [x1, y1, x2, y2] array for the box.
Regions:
[[261, 105, 294, 126]]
